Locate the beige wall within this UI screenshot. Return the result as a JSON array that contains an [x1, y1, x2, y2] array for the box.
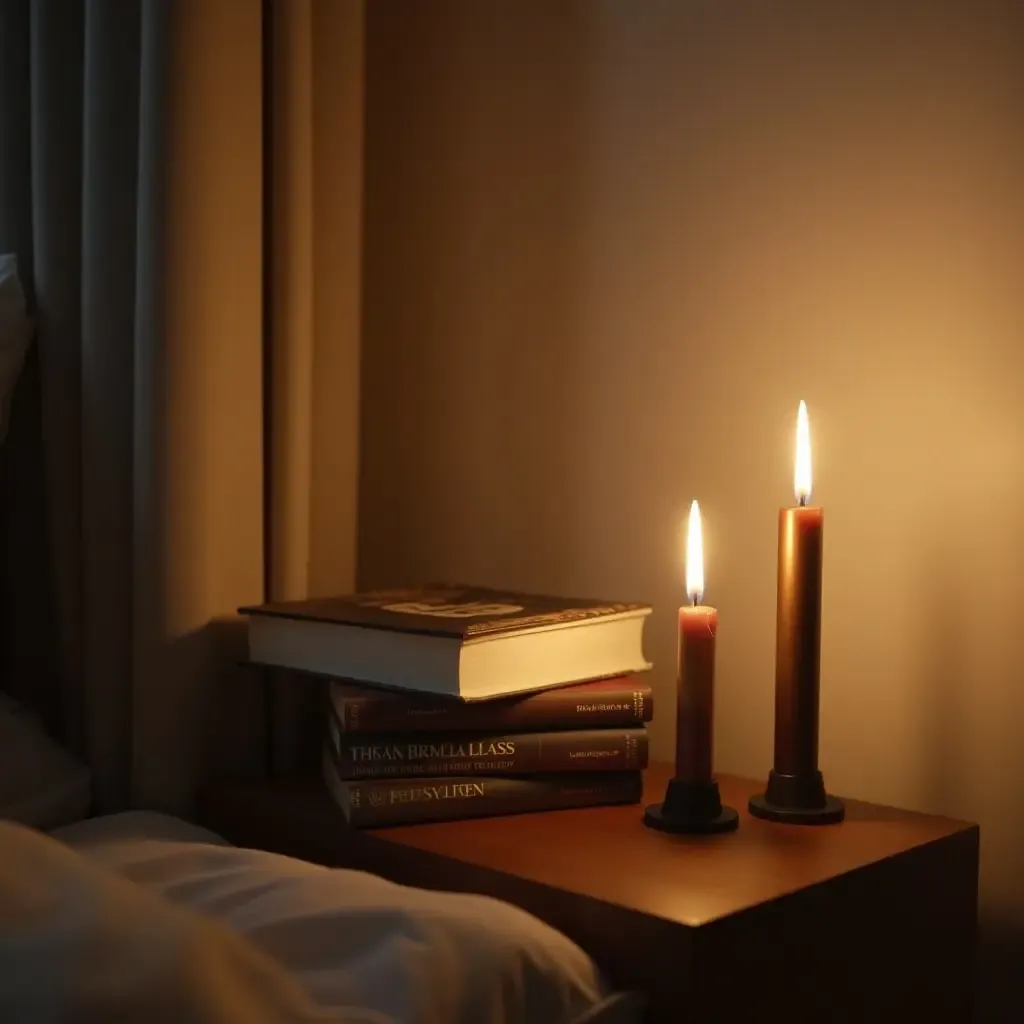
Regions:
[[359, 2, 1024, 1011]]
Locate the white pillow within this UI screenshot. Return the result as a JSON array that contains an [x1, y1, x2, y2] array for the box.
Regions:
[[56, 814, 627, 1024], [0, 691, 91, 828], [0, 253, 31, 443], [0, 820, 346, 1023]]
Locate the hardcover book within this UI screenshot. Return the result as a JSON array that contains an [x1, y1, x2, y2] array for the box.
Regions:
[[328, 675, 653, 734], [241, 583, 652, 700], [322, 748, 643, 828], [325, 715, 649, 779]]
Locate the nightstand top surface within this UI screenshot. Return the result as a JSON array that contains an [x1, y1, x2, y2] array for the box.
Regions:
[[365, 762, 976, 927]]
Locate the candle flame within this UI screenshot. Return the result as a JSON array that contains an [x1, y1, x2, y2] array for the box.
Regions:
[[794, 400, 812, 504], [685, 499, 704, 605]]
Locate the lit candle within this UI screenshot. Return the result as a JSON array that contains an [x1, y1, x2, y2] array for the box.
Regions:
[[645, 499, 737, 834], [774, 400, 823, 779], [749, 400, 844, 824], [676, 499, 717, 785]]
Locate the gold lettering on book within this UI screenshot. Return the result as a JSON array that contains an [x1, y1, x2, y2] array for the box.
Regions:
[[406, 740, 516, 759], [388, 782, 487, 804], [348, 744, 406, 762], [347, 740, 517, 763]]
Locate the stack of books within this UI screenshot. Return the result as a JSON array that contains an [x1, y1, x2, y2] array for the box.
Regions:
[[241, 584, 654, 828]]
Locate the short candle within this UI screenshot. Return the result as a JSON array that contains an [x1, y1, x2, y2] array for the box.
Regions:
[[676, 499, 717, 785], [643, 499, 738, 834]]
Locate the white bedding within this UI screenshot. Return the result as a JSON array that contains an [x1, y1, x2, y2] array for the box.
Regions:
[[0, 819, 343, 1022], [49, 812, 644, 1024]]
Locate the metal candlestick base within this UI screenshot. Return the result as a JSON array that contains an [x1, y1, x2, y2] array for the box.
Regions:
[[644, 777, 739, 835], [748, 769, 845, 825]]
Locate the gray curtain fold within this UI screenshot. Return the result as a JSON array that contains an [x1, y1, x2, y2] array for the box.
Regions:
[[0, 0, 269, 815], [264, 0, 364, 779], [79, 0, 144, 808]]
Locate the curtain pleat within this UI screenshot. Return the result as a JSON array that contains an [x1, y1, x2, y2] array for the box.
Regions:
[[0, 1, 71, 744], [0, 0, 362, 812], [269, 0, 315, 605], [268, 0, 363, 605], [30, 0, 87, 757], [266, 0, 363, 778], [0, 1, 32, 274], [309, 0, 363, 600], [80, 0, 143, 808], [128, 0, 266, 813], [265, 0, 317, 777]]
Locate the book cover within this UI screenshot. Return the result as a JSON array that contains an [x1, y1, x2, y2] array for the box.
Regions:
[[322, 750, 644, 828], [240, 583, 651, 641], [329, 676, 654, 734], [326, 717, 648, 779]]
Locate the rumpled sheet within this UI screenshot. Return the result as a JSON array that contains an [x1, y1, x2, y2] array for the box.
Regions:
[[40, 812, 644, 1024], [0, 820, 349, 1021]]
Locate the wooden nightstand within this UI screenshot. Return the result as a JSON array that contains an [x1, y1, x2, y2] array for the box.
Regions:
[[202, 763, 978, 1024]]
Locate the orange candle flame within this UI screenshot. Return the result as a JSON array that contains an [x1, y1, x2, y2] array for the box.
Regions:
[[794, 400, 813, 504], [685, 499, 704, 605]]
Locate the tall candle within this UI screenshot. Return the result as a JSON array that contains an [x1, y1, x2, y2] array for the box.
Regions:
[[676, 499, 717, 785], [773, 400, 823, 778], [750, 400, 842, 824]]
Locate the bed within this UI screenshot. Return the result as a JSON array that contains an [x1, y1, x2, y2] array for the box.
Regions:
[[54, 811, 644, 1023]]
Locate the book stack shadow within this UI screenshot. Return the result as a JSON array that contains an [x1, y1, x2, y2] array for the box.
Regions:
[[239, 584, 653, 829], [321, 676, 653, 827]]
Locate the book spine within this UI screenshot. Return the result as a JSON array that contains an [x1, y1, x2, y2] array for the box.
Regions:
[[327, 720, 648, 779], [335, 682, 653, 734], [323, 756, 644, 828]]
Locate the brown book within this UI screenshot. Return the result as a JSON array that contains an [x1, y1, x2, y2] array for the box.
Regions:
[[322, 748, 643, 828], [329, 676, 653, 734], [325, 715, 648, 779], [240, 583, 652, 700]]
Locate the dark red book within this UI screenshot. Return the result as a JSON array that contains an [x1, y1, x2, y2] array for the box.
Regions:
[[329, 676, 653, 734], [325, 716, 649, 779], [240, 583, 652, 700], [322, 749, 643, 828]]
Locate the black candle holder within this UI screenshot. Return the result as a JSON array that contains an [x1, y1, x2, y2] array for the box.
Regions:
[[748, 769, 844, 825], [644, 776, 739, 835]]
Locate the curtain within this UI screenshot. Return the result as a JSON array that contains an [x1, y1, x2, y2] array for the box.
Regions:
[[266, 0, 363, 777], [0, 0, 363, 816]]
